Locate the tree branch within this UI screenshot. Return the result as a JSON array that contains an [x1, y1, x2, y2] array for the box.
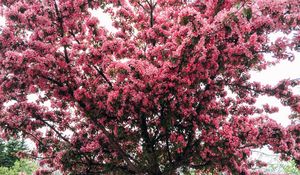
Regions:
[[164, 118, 173, 165], [190, 161, 212, 169], [162, 129, 196, 175], [91, 119, 140, 174], [54, 1, 64, 37], [137, 2, 149, 12], [39, 74, 64, 87], [139, 112, 161, 174], [54, 0, 70, 63], [92, 65, 113, 88], [63, 46, 70, 63], [34, 114, 71, 145], [69, 30, 81, 44]]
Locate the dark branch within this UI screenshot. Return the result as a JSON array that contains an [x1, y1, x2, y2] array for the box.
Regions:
[[39, 74, 64, 87], [139, 112, 162, 174], [162, 128, 196, 175], [91, 120, 140, 174], [54, 1, 64, 37], [190, 161, 212, 169], [34, 115, 71, 145], [160, 106, 172, 164], [137, 2, 148, 12], [63, 46, 70, 63], [92, 65, 113, 88], [54, 0, 70, 63], [69, 31, 81, 44]]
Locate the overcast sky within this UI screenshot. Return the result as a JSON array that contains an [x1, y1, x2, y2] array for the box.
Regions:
[[250, 32, 300, 127]]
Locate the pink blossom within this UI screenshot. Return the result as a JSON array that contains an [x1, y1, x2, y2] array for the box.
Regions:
[[0, 0, 299, 174]]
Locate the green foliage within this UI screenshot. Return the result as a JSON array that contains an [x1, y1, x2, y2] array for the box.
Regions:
[[283, 160, 300, 175], [243, 8, 252, 21], [0, 139, 27, 168], [188, 168, 221, 175], [0, 139, 37, 174], [263, 159, 300, 175], [0, 159, 37, 175]]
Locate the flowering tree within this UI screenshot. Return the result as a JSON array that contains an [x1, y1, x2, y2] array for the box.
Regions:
[[0, 0, 300, 174]]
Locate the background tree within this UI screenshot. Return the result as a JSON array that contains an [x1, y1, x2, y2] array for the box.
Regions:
[[283, 160, 300, 175], [0, 0, 300, 174], [0, 139, 26, 168], [0, 159, 37, 175], [0, 139, 37, 175]]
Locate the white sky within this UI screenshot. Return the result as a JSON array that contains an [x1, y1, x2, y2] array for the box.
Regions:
[[251, 32, 300, 86], [250, 32, 300, 127], [0, 16, 4, 25]]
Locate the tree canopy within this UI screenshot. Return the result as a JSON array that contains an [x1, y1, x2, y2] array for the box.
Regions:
[[0, 0, 300, 174]]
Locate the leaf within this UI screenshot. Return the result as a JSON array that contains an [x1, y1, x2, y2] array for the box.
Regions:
[[225, 25, 232, 34], [214, 0, 225, 16], [243, 8, 252, 21], [180, 16, 190, 25]]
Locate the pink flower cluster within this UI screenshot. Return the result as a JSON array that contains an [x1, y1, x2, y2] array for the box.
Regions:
[[0, 0, 299, 174]]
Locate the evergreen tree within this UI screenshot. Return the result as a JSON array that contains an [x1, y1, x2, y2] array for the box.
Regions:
[[0, 139, 26, 168]]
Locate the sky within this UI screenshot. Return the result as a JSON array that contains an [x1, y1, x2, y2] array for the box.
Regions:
[[250, 32, 300, 127]]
